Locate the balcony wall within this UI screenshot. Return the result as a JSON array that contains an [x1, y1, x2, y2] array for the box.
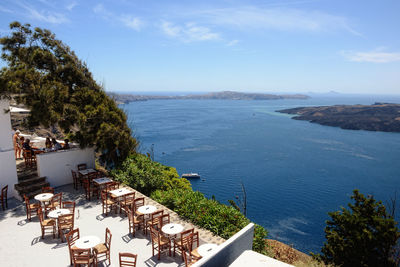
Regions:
[[37, 147, 95, 187]]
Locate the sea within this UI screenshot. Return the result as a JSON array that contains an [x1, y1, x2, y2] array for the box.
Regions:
[[122, 94, 400, 253]]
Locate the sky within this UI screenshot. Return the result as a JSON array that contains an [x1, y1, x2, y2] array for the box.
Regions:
[[0, 0, 400, 95]]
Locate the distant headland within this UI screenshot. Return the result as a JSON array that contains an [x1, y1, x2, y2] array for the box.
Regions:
[[109, 91, 310, 104], [278, 103, 400, 133]]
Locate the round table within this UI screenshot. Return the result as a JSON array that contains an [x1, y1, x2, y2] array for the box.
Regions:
[[75, 236, 101, 249], [137, 205, 157, 215], [34, 193, 53, 202], [162, 223, 184, 236], [48, 208, 70, 219], [197, 244, 218, 257]]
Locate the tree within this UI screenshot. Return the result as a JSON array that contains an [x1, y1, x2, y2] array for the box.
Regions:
[[0, 22, 137, 165], [320, 189, 400, 267]]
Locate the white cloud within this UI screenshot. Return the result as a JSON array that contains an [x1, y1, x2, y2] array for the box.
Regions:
[[160, 21, 220, 42], [120, 15, 143, 31], [226, 39, 239, 46], [66, 1, 77, 11], [191, 6, 361, 36], [27, 7, 69, 24], [341, 49, 400, 63]]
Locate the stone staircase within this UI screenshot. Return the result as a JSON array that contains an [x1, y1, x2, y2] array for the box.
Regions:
[[14, 161, 50, 199]]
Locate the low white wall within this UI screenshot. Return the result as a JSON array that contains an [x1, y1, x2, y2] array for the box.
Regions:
[[193, 223, 255, 267], [0, 99, 18, 199], [37, 147, 95, 188]]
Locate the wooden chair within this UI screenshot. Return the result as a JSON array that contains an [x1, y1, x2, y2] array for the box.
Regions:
[[58, 213, 74, 242], [182, 240, 201, 267], [121, 192, 135, 215], [94, 227, 112, 265], [189, 232, 201, 259], [77, 163, 87, 170], [45, 192, 62, 214], [71, 170, 79, 190], [106, 181, 120, 192], [128, 208, 144, 237], [1, 185, 8, 210], [173, 228, 194, 259], [23, 194, 39, 221], [66, 228, 80, 265], [83, 178, 99, 200], [37, 208, 56, 239], [101, 190, 116, 216], [159, 213, 170, 228], [150, 225, 171, 260], [23, 150, 36, 168], [62, 201, 76, 215], [146, 210, 163, 234], [119, 252, 137, 267], [72, 248, 96, 267], [41, 186, 54, 194], [133, 197, 145, 214]]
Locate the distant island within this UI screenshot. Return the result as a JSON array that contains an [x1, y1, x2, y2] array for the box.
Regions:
[[109, 91, 309, 104], [278, 103, 400, 133]]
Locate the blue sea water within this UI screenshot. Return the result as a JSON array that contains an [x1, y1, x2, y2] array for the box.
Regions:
[[122, 95, 400, 253]]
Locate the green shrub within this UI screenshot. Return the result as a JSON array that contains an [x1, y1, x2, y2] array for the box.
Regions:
[[151, 188, 269, 255], [319, 190, 400, 267], [111, 153, 190, 195]]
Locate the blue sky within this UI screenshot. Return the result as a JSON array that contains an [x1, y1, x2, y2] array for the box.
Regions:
[[0, 0, 399, 94]]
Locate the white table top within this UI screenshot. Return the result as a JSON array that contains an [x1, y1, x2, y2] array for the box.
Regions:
[[93, 177, 113, 185], [34, 193, 54, 202], [78, 169, 97, 175], [48, 208, 70, 219], [75, 236, 101, 249], [162, 223, 184, 236], [137, 205, 157, 215], [197, 244, 218, 257], [109, 188, 133, 197]]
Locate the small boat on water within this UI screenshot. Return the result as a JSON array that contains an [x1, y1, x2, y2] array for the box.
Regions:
[[181, 173, 200, 179]]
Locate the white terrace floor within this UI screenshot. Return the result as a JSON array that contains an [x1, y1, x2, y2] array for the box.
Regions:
[[0, 184, 225, 267]]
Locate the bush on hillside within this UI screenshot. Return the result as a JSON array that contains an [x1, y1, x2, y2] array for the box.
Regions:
[[111, 153, 191, 196], [318, 190, 400, 267], [151, 188, 269, 255]]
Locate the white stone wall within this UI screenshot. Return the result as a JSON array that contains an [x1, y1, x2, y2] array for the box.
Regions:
[[37, 147, 95, 188], [0, 99, 18, 198]]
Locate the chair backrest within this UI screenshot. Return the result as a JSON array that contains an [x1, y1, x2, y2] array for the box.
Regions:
[[150, 210, 163, 221], [42, 186, 54, 194], [119, 252, 137, 267], [51, 192, 62, 208], [71, 170, 77, 179], [77, 163, 87, 170], [191, 232, 200, 250], [58, 213, 74, 229], [133, 197, 144, 212], [62, 201, 76, 214], [181, 228, 195, 249], [150, 225, 160, 244], [23, 195, 31, 211], [105, 227, 112, 249], [88, 172, 97, 181], [159, 214, 170, 228], [123, 192, 135, 206], [72, 248, 91, 265], [1, 185, 8, 200], [37, 208, 45, 225], [106, 182, 119, 192], [66, 228, 80, 249]]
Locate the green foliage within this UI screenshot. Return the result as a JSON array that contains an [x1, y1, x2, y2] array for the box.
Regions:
[[111, 153, 190, 196], [151, 188, 269, 255], [320, 189, 400, 267], [0, 21, 137, 165]]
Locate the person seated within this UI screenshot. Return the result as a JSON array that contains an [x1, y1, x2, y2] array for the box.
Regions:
[[52, 138, 62, 150], [22, 139, 34, 153], [63, 139, 70, 149], [45, 137, 52, 149]]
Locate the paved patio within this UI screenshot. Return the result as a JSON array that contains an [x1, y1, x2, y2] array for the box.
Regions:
[[0, 183, 225, 267]]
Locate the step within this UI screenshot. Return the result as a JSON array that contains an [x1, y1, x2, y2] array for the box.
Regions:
[[25, 188, 44, 200], [15, 176, 46, 188], [15, 181, 50, 196]]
